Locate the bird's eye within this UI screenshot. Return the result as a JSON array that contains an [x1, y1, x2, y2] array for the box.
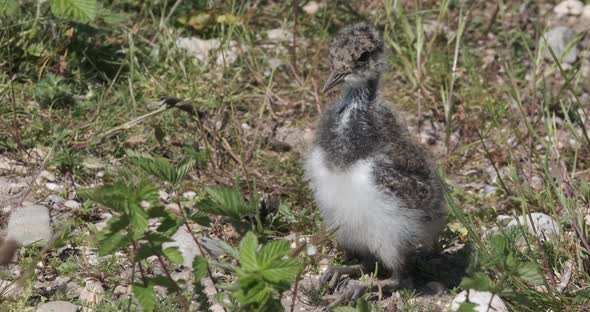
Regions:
[[358, 51, 370, 62]]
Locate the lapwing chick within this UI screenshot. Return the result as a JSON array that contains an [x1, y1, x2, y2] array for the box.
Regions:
[[304, 22, 447, 309]]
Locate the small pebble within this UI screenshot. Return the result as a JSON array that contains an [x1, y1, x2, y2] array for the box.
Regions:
[[507, 212, 560, 240], [183, 191, 197, 199], [63, 200, 81, 210], [46, 183, 64, 192], [36, 301, 78, 312], [451, 290, 507, 312], [39, 170, 56, 182], [47, 195, 65, 205], [554, 0, 584, 16]]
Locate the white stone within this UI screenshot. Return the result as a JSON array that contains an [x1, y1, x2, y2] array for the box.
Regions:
[[176, 37, 242, 67], [554, 0, 584, 16], [215, 41, 240, 66], [507, 212, 560, 240], [46, 195, 65, 206], [267, 28, 293, 42], [159, 190, 169, 201], [45, 182, 64, 192], [81, 157, 107, 170], [542, 26, 578, 64], [39, 170, 56, 182], [176, 37, 220, 63], [583, 5, 590, 19], [303, 1, 322, 15], [496, 215, 513, 226], [36, 301, 78, 312], [63, 200, 81, 210], [162, 227, 201, 267], [7, 204, 52, 246], [182, 191, 197, 199], [165, 203, 181, 214], [450, 290, 508, 312], [79, 279, 104, 306], [113, 285, 129, 297], [0, 279, 23, 298]]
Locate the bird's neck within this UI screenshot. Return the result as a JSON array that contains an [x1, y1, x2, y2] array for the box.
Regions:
[[342, 77, 379, 105]]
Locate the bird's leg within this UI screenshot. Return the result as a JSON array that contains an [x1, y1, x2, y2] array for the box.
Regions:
[[320, 264, 364, 289]]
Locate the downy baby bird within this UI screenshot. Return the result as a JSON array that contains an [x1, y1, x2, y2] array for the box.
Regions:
[[304, 23, 447, 307]]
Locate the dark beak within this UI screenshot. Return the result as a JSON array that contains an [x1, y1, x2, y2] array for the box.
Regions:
[[322, 72, 348, 93]]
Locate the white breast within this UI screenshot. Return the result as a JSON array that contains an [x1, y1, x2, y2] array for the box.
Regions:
[[304, 147, 427, 271]]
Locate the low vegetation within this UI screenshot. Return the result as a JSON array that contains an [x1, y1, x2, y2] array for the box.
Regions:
[[1, 0, 589, 311]]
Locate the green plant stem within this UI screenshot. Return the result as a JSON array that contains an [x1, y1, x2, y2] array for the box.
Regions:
[[155, 253, 190, 312], [178, 207, 227, 312]]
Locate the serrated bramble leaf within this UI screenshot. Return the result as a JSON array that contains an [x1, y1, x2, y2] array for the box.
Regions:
[[356, 298, 371, 312], [79, 183, 131, 213], [189, 209, 211, 227], [460, 272, 495, 292], [517, 263, 544, 285], [149, 276, 178, 289], [129, 201, 149, 238], [156, 217, 180, 236], [200, 186, 256, 220], [234, 281, 272, 305], [457, 302, 478, 312], [174, 157, 196, 185], [50, 0, 96, 22], [132, 283, 156, 312], [193, 256, 208, 280], [258, 240, 290, 267], [97, 231, 130, 256], [239, 232, 258, 271], [136, 244, 161, 261], [261, 258, 302, 283], [163, 247, 184, 265], [127, 150, 178, 185]]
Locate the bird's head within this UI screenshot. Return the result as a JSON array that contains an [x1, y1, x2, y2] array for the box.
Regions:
[[323, 23, 386, 93]]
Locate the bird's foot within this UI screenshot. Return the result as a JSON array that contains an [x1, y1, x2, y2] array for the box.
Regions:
[[324, 279, 368, 310], [322, 276, 410, 310], [320, 264, 363, 289]]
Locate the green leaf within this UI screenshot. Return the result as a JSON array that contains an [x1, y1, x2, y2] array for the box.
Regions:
[[0, 0, 17, 16], [50, 0, 96, 22], [79, 183, 132, 213], [174, 157, 196, 185], [97, 231, 129, 256], [129, 201, 149, 238], [127, 150, 178, 185], [261, 258, 302, 283], [258, 240, 290, 267], [457, 302, 478, 312], [132, 283, 156, 312], [156, 217, 180, 236], [239, 232, 259, 271], [149, 276, 178, 289], [333, 307, 359, 312], [517, 263, 544, 285], [163, 247, 184, 265], [136, 244, 161, 261], [193, 256, 208, 280], [96, 216, 131, 256], [459, 272, 495, 292], [199, 186, 256, 221], [189, 209, 211, 227], [354, 298, 371, 312]]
